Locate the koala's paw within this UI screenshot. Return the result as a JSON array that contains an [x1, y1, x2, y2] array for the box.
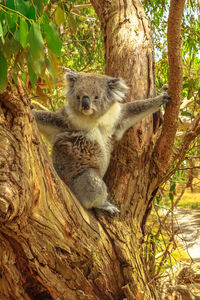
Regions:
[[98, 201, 120, 214], [162, 84, 168, 91], [162, 92, 171, 104]]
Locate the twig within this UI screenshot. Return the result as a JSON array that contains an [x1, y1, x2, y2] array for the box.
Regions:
[[72, 4, 92, 10], [168, 285, 200, 300]]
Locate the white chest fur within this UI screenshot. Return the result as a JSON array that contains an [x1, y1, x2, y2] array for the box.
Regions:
[[67, 102, 121, 141], [87, 103, 121, 176], [67, 102, 121, 176], [87, 103, 120, 141]]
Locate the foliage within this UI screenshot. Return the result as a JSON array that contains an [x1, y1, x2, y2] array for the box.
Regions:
[[142, 0, 200, 100], [0, 0, 104, 109]]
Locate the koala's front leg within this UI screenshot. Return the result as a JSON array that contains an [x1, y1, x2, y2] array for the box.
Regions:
[[32, 110, 68, 144], [114, 92, 170, 140], [71, 168, 119, 214]]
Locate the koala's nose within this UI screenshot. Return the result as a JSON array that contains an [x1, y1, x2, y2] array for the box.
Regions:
[[82, 96, 90, 110]]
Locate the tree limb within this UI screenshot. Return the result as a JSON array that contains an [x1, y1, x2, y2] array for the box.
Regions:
[[153, 0, 186, 178]]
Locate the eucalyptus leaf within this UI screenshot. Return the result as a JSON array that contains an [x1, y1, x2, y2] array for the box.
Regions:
[[28, 23, 44, 60], [0, 21, 4, 44], [55, 7, 65, 27], [42, 23, 62, 56], [20, 19, 29, 48], [28, 61, 37, 86], [0, 50, 7, 86]]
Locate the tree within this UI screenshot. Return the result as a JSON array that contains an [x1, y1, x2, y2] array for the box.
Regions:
[[0, 0, 199, 299]]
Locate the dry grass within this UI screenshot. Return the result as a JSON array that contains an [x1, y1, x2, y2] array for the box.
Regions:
[[176, 190, 200, 209]]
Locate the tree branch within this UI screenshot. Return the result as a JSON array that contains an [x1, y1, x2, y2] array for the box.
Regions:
[[153, 0, 186, 177], [168, 285, 200, 300]]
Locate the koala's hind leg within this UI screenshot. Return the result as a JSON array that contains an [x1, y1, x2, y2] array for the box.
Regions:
[[71, 169, 119, 214]]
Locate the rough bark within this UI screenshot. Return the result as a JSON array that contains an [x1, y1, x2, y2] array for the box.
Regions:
[[0, 85, 109, 299], [0, 0, 191, 299], [0, 80, 155, 300], [91, 0, 157, 226], [0, 1, 159, 298]]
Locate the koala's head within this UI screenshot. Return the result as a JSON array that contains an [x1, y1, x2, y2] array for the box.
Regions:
[[65, 72, 129, 118]]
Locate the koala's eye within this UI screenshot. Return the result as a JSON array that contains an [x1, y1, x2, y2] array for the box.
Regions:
[[95, 96, 99, 100], [77, 95, 80, 100]]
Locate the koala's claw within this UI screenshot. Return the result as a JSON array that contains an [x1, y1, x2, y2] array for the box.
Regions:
[[106, 205, 120, 214], [162, 84, 168, 91], [97, 201, 120, 214], [162, 92, 171, 104], [161, 84, 170, 104]]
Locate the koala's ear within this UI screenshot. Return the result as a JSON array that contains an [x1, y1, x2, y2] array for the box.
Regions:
[[66, 72, 78, 88], [108, 78, 129, 102]]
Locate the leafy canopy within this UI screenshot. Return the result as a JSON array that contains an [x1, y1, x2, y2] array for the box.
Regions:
[[0, 0, 104, 98]]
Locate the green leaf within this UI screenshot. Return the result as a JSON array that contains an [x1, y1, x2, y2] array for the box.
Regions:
[[0, 21, 5, 44], [181, 111, 192, 117], [170, 182, 176, 192], [179, 117, 183, 124], [20, 19, 28, 48], [6, 0, 15, 10], [42, 24, 62, 56], [6, 13, 18, 29], [3, 35, 19, 60], [14, 28, 20, 42], [0, 50, 7, 86], [28, 23, 44, 60], [2, 24, 8, 37], [32, 55, 44, 76], [41, 13, 49, 24], [28, 6, 36, 21], [34, 0, 45, 16], [45, 57, 56, 79], [15, 0, 30, 17], [55, 7, 65, 27], [28, 61, 37, 86]]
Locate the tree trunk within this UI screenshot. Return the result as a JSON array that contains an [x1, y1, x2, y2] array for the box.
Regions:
[[0, 1, 186, 299], [91, 0, 158, 228], [0, 81, 156, 300]]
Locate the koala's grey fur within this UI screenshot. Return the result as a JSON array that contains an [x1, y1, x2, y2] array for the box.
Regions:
[[33, 72, 170, 214]]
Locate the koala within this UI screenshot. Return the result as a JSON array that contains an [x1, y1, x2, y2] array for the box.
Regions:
[[33, 72, 170, 214]]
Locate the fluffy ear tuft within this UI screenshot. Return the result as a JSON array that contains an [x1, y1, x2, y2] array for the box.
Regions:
[[66, 72, 79, 88], [108, 78, 129, 102]]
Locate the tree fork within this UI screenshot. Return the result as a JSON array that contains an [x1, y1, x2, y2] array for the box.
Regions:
[[0, 79, 157, 299]]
